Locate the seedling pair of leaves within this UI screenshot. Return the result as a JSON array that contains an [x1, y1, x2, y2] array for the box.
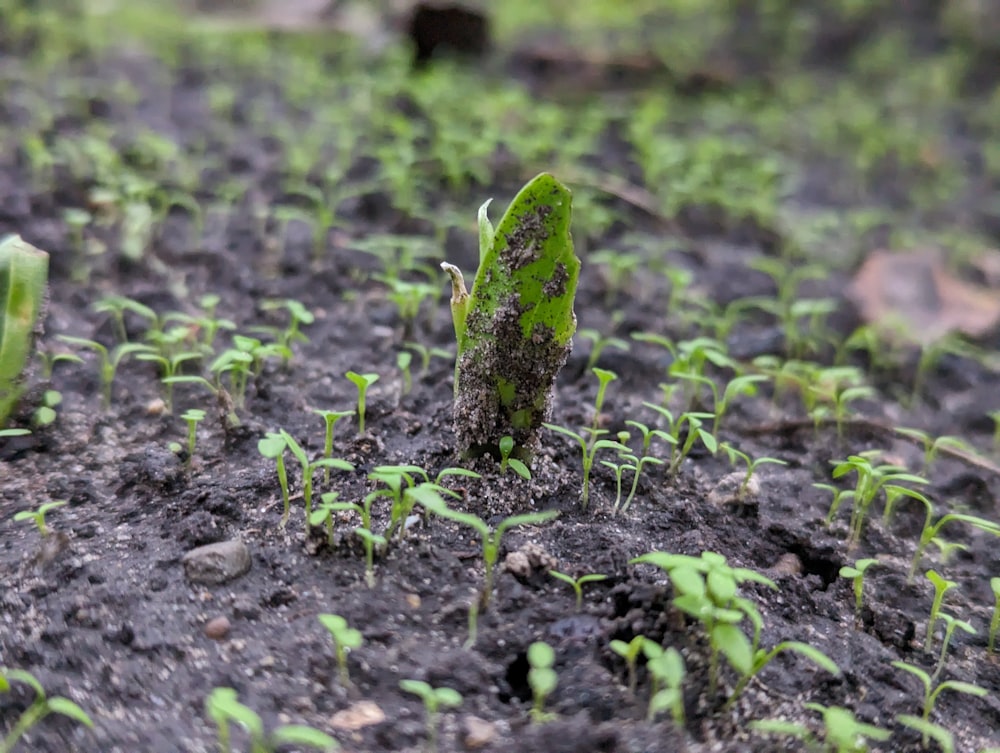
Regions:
[[442, 173, 579, 463]]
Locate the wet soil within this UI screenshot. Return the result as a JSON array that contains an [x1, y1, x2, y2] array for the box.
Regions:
[[3, 4, 1000, 753]]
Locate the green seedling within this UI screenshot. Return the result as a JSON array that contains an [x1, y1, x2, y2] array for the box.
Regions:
[[13, 500, 66, 538], [345, 371, 379, 435], [549, 570, 607, 612], [379, 277, 440, 338], [601, 449, 636, 512], [839, 558, 879, 622], [421, 497, 558, 639], [397, 350, 413, 395], [527, 641, 557, 723], [499, 435, 530, 480], [544, 424, 628, 511], [318, 614, 363, 687], [609, 635, 645, 695], [257, 433, 291, 526], [37, 347, 84, 380], [924, 570, 958, 654], [403, 342, 452, 376], [752, 704, 891, 752], [354, 527, 387, 588], [399, 680, 462, 753], [910, 512, 1000, 581], [0, 235, 48, 428], [643, 403, 718, 477], [643, 643, 686, 727], [896, 715, 955, 753], [281, 429, 353, 520], [180, 408, 206, 469], [136, 350, 202, 412], [988, 577, 1000, 655], [931, 613, 975, 679], [893, 661, 987, 749], [313, 409, 355, 483], [57, 336, 153, 410], [260, 298, 314, 366], [719, 443, 787, 501], [363, 466, 451, 542], [896, 427, 974, 476], [578, 328, 629, 370], [92, 294, 157, 344], [0, 428, 31, 438], [441, 173, 579, 457], [0, 667, 93, 753], [161, 375, 240, 429], [32, 389, 60, 428], [205, 686, 337, 753], [830, 453, 928, 546]]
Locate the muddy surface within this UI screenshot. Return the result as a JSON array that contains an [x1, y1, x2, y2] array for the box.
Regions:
[[3, 3, 1000, 752]]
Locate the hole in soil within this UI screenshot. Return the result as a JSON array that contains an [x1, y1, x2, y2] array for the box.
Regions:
[[502, 650, 532, 704], [787, 545, 841, 588]]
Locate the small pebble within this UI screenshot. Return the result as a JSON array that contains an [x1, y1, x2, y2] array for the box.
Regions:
[[204, 616, 230, 640], [771, 552, 803, 576], [182, 540, 251, 584], [462, 715, 497, 749]]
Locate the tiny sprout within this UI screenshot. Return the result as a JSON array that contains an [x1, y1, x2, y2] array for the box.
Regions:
[[345, 371, 379, 435], [643, 643, 686, 727], [399, 680, 462, 753], [257, 433, 291, 526], [0, 667, 94, 752], [931, 613, 975, 679], [925, 570, 958, 654], [318, 614, 363, 687], [309, 491, 353, 550], [893, 660, 987, 748], [839, 558, 878, 622], [543, 423, 628, 511], [312, 409, 354, 483], [609, 635, 645, 695], [397, 350, 413, 395], [205, 686, 337, 753], [589, 367, 617, 432], [988, 577, 1000, 655], [499, 435, 530, 480], [719, 443, 787, 500], [527, 641, 557, 723], [549, 570, 608, 611], [180, 408, 206, 470], [14, 500, 67, 537], [354, 527, 387, 588]]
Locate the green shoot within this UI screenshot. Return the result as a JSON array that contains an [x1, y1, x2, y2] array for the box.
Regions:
[[988, 578, 1000, 655], [318, 614, 363, 687], [421, 497, 558, 612], [13, 500, 66, 538], [397, 350, 413, 395], [932, 613, 975, 679], [180, 408, 205, 470], [839, 558, 879, 622], [0, 667, 93, 753], [893, 661, 987, 748], [354, 527, 387, 588], [719, 443, 787, 501], [527, 642, 557, 723], [56, 336, 152, 409], [499, 435, 530, 479], [924, 570, 958, 654], [257, 433, 291, 526], [619, 420, 669, 513], [0, 235, 48, 428], [543, 423, 628, 511], [895, 715, 954, 753], [752, 704, 891, 752], [280, 429, 353, 521], [312, 409, 355, 483], [399, 680, 462, 753], [549, 571, 607, 612], [897, 427, 975, 476], [345, 371, 379, 435], [911, 512, 1000, 581], [609, 635, 644, 695], [205, 686, 337, 753], [643, 643, 686, 727], [578, 328, 629, 370]]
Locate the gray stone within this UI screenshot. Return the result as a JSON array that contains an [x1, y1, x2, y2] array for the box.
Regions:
[[182, 540, 251, 584]]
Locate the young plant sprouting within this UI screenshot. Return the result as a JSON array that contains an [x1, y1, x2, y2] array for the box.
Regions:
[[527, 641, 558, 723], [499, 435, 531, 479], [719, 443, 787, 501], [989, 577, 1000, 655], [281, 429, 354, 521], [318, 613, 363, 687], [829, 453, 928, 546], [205, 687, 337, 753], [549, 570, 607, 612], [643, 402, 718, 477], [839, 558, 879, 622], [910, 511, 1000, 582], [57, 336, 153, 410], [0, 667, 93, 753], [345, 371, 378, 435], [257, 432, 292, 526], [896, 427, 974, 476], [353, 527, 387, 588], [421, 498, 559, 611], [0, 235, 48, 429], [13, 500, 66, 538], [578, 327, 629, 370], [399, 680, 462, 753], [931, 613, 975, 679], [259, 298, 314, 366], [609, 635, 645, 695], [643, 643, 686, 727], [180, 408, 205, 469], [441, 173, 579, 461], [751, 703, 891, 752], [313, 409, 355, 483], [892, 661, 987, 749], [924, 570, 958, 654]]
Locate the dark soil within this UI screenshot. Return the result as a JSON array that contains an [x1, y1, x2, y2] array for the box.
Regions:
[[3, 3, 1000, 753]]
